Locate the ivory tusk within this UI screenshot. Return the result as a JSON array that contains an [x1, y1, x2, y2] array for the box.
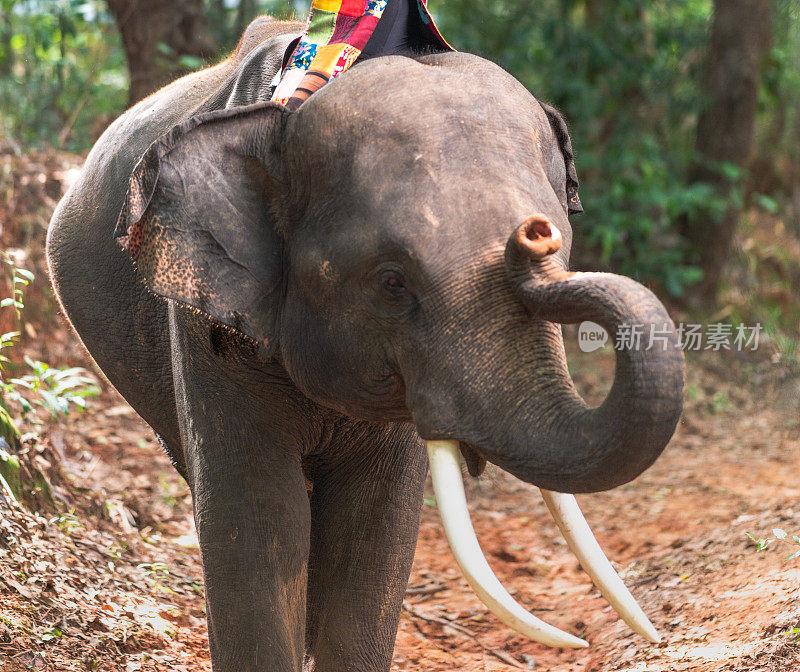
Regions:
[[427, 440, 588, 648], [540, 489, 661, 643]]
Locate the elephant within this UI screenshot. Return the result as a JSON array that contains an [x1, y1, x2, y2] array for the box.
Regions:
[[46, 16, 684, 672]]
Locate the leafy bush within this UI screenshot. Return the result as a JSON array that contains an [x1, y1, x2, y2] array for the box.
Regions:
[[431, 0, 800, 301], [0, 252, 99, 432], [0, 0, 128, 151], [0, 0, 302, 152], [0, 252, 100, 507], [5, 356, 101, 421]]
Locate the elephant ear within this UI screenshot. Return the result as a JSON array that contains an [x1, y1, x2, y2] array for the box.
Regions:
[[539, 101, 583, 216], [115, 103, 290, 351]]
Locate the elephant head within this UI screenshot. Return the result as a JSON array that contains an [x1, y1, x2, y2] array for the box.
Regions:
[[116, 53, 683, 646]]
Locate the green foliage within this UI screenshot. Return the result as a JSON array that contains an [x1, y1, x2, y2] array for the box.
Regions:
[[0, 252, 97, 509], [5, 356, 100, 421], [430, 0, 721, 295], [54, 509, 81, 534], [0, 0, 128, 151], [1, 253, 26, 447], [747, 529, 800, 560], [0, 1, 305, 151], [1, 0, 798, 300], [0, 261, 32, 321], [39, 627, 64, 642], [0, 440, 57, 509], [757, 0, 800, 184], [0, 402, 20, 449], [0, 447, 23, 501], [0, 252, 99, 431]]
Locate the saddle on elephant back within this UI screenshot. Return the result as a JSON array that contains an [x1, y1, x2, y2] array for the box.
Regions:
[[271, 0, 452, 110]]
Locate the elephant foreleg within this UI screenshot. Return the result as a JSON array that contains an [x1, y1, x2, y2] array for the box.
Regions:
[[304, 423, 426, 672], [190, 442, 310, 672], [169, 304, 313, 672]]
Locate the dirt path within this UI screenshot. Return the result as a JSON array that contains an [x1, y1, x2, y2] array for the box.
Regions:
[[397, 349, 800, 672], [2, 335, 799, 671], [2, 150, 799, 669]]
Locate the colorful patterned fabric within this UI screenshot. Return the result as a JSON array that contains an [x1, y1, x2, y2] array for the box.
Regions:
[[271, 0, 451, 110]]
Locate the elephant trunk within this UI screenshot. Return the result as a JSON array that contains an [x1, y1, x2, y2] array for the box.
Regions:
[[499, 217, 685, 493], [417, 217, 681, 645]]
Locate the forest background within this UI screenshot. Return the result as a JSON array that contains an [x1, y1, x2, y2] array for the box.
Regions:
[[1, 3, 800, 671], [1, 0, 799, 323]]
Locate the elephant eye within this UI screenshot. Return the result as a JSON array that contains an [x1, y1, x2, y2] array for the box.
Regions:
[[379, 269, 409, 300]]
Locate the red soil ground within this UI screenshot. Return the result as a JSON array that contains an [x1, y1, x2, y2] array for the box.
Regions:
[[2, 336, 798, 672], [1, 151, 798, 671]]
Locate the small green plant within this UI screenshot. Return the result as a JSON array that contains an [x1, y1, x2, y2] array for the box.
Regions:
[[0, 253, 28, 447], [0, 255, 33, 323], [4, 356, 100, 421], [747, 532, 772, 552], [53, 509, 82, 535], [40, 626, 63, 642], [137, 562, 174, 593], [0, 253, 99, 427], [747, 528, 800, 560], [710, 391, 733, 415]]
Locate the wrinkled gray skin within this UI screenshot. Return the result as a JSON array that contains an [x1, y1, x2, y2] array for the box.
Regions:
[[47, 18, 684, 672]]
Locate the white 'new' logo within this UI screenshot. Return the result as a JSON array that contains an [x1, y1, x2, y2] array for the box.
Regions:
[[578, 321, 609, 353]]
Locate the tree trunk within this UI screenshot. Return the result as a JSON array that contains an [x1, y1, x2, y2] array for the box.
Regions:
[[208, 0, 232, 52], [679, 0, 771, 306], [106, 0, 217, 106], [235, 0, 258, 40], [0, 2, 13, 78]]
